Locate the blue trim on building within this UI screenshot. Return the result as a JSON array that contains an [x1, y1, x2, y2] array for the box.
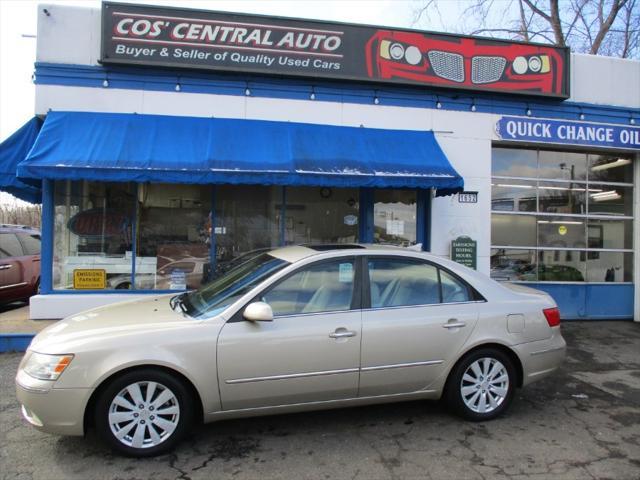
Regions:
[[525, 283, 634, 320], [34, 63, 639, 125], [359, 188, 374, 243], [0, 333, 35, 353], [416, 189, 432, 251], [40, 179, 54, 294], [210, 186, 217, 278]]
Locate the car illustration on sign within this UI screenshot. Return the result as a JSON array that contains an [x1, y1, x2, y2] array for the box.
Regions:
[[365, 30, 567, 97]]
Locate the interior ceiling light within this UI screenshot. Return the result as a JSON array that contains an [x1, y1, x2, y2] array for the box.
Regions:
[[590, 158, 631, 171]]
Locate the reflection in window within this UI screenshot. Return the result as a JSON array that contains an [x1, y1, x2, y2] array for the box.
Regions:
[[440, 270, 471, 303], [589, 154, 633, 184], [537, 217, 585, 249], [491, 214, 536, 247], [539, 151, 587, 180], [137, 184, 211, 290], [214, 185, 280, 271], [53, 181, 135, 290], [586, 251, 633, 282], [373, 189, 416, 246], [368, 258, 440, 307], [490, 249, 536, 281], [491, 181, 536, 212], [588, 184, 633, 216], [492, 148, 537, 178], [538, 182, 585, 214], [285, 187, 359, 245], [264, 259, 355, 316]]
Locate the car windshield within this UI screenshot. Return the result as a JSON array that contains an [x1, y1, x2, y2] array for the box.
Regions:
[[181, 253, 289, 318]]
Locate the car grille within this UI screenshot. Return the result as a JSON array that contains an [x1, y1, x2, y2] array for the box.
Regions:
[[471, 56, 506, 84], [427, 51, 464, 83]]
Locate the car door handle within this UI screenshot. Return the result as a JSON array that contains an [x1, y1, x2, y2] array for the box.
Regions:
[[442, 320, 466, 329], [329, 329, 357, 339], [0, 264, 12, 270]]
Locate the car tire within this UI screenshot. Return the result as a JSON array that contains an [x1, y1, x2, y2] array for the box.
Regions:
[[445, 348, 516, 422], [115, 282, 131, 290], [94, 369, 193, 457]]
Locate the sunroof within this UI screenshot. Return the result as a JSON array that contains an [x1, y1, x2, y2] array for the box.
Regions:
[[303, 244, 366, 251]]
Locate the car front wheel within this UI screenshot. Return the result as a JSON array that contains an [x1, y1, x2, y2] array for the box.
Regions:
[[445, 348, 516, 421], [94, 369, 193, 457]]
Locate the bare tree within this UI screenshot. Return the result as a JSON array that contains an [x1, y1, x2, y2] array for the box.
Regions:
[[414, 0, 639, 58], [0, 200, 42, 229]]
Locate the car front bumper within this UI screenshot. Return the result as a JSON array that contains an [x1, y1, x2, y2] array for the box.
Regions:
[[514, 328, 566, 387], [15, 369, 93, 436]]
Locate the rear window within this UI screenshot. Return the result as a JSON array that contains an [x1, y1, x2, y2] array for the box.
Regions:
[[17, 233, 41, 255], [0, 233, 23, 258]]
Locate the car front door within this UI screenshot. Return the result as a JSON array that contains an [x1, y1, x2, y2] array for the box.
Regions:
[[217, 256, 362, 410], [0, 233, 27, 298], [359, 256, 479, 397]]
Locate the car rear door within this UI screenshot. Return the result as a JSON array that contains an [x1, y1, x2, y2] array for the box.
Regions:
[[359, 256, 479, 397], [217, 256, 362, 410]]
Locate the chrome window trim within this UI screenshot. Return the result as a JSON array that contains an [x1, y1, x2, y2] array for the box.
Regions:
[[361, 300, 486, 313], [504, 280, 633, 285], [225, 367, 359, 384], [272, 308, 355, 320]]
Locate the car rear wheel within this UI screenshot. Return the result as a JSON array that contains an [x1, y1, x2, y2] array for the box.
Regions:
[[445, 348, 516, 421], [94, 369, 193, 457]]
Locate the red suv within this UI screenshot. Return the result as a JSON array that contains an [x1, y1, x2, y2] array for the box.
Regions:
[[0, 225, 41, 304]]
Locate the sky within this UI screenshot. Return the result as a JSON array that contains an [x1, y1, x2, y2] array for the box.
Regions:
[[0, 0, 465, 205]]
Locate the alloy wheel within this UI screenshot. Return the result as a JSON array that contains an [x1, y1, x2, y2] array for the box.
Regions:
[[460, 357, 509, 414]]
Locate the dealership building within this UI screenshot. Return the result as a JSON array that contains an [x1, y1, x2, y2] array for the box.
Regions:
[[1, 2, 639, 320]]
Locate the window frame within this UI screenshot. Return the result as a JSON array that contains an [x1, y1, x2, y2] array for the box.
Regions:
[[231, 255, 363, 321], [361, 255, 482, 310]]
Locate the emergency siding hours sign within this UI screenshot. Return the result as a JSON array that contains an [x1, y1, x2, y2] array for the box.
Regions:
[[496, 116, 640, 151]]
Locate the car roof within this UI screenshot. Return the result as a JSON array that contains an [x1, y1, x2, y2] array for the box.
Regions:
[[0, 224, 40, 235], [267, 244, 419, 263]]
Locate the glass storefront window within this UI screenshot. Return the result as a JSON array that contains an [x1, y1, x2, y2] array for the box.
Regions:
[[589, 154, 633, 184], [491, 146, 633, 284], [53, 181, 135, 290], [285, 187, 359, 245], [214, 185, 280, 271], [538, 181, 586, 215], [491, 181, 536, 212], [491, 214, 536, 247], [373, 189, 417, 246], [538, 151, 587, 180], [587, 184, 633, 216], [586, 251, 633, 282], [137, 184, 211, 290], [537, 217, 586, 249], [492, 148, 537, 178], [490, 249, 536, 281]]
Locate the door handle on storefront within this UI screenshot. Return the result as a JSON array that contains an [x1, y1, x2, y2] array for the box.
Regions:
[[329, 329, 357, 339], [442, 319, 466, 329]]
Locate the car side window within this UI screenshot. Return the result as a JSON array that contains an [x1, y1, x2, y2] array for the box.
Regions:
[[368, 258, 440, 308], [263, 258, 356, 316], [440, 269, 471, 303], [17, 233, 41, 256], [0, 233, 24, 258]]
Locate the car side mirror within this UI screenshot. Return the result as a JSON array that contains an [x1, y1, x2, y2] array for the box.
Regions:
[[243, 301, 273, 322]]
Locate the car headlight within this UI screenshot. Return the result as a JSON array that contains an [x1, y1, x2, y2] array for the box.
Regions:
[[513, 55, 550, 74], [23, 353, 74, 381], [404, 46, 422, 65]]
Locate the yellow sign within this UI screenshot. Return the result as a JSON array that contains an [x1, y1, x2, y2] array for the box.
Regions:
[[558, 225, 568, 236], [73, 269, 106, 289]]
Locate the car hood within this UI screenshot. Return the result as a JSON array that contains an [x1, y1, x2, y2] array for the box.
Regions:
[[30, 295, 198, 354]]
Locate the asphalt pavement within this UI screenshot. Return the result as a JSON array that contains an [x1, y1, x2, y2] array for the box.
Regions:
[[1, 321, 639, 480]]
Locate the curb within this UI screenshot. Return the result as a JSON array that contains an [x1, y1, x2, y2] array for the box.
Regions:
[[0, 334, 35, 353]]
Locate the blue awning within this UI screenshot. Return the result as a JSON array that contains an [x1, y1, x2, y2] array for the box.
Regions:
[[0, 117, 43, 203], [17, 111, 463, 195]]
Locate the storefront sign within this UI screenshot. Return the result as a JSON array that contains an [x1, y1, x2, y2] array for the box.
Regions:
[[496, 116, 640, 150], [451, 236, 477, 270], [101, 2, 569, 98], [458, 192, 478, 203], [73, 269, 106, 289]]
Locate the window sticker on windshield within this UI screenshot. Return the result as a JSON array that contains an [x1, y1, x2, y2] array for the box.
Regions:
[[339, 263, 353, 283]]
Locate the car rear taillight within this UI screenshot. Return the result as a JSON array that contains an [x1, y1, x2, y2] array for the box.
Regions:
[[543, 307, 561, 327]]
